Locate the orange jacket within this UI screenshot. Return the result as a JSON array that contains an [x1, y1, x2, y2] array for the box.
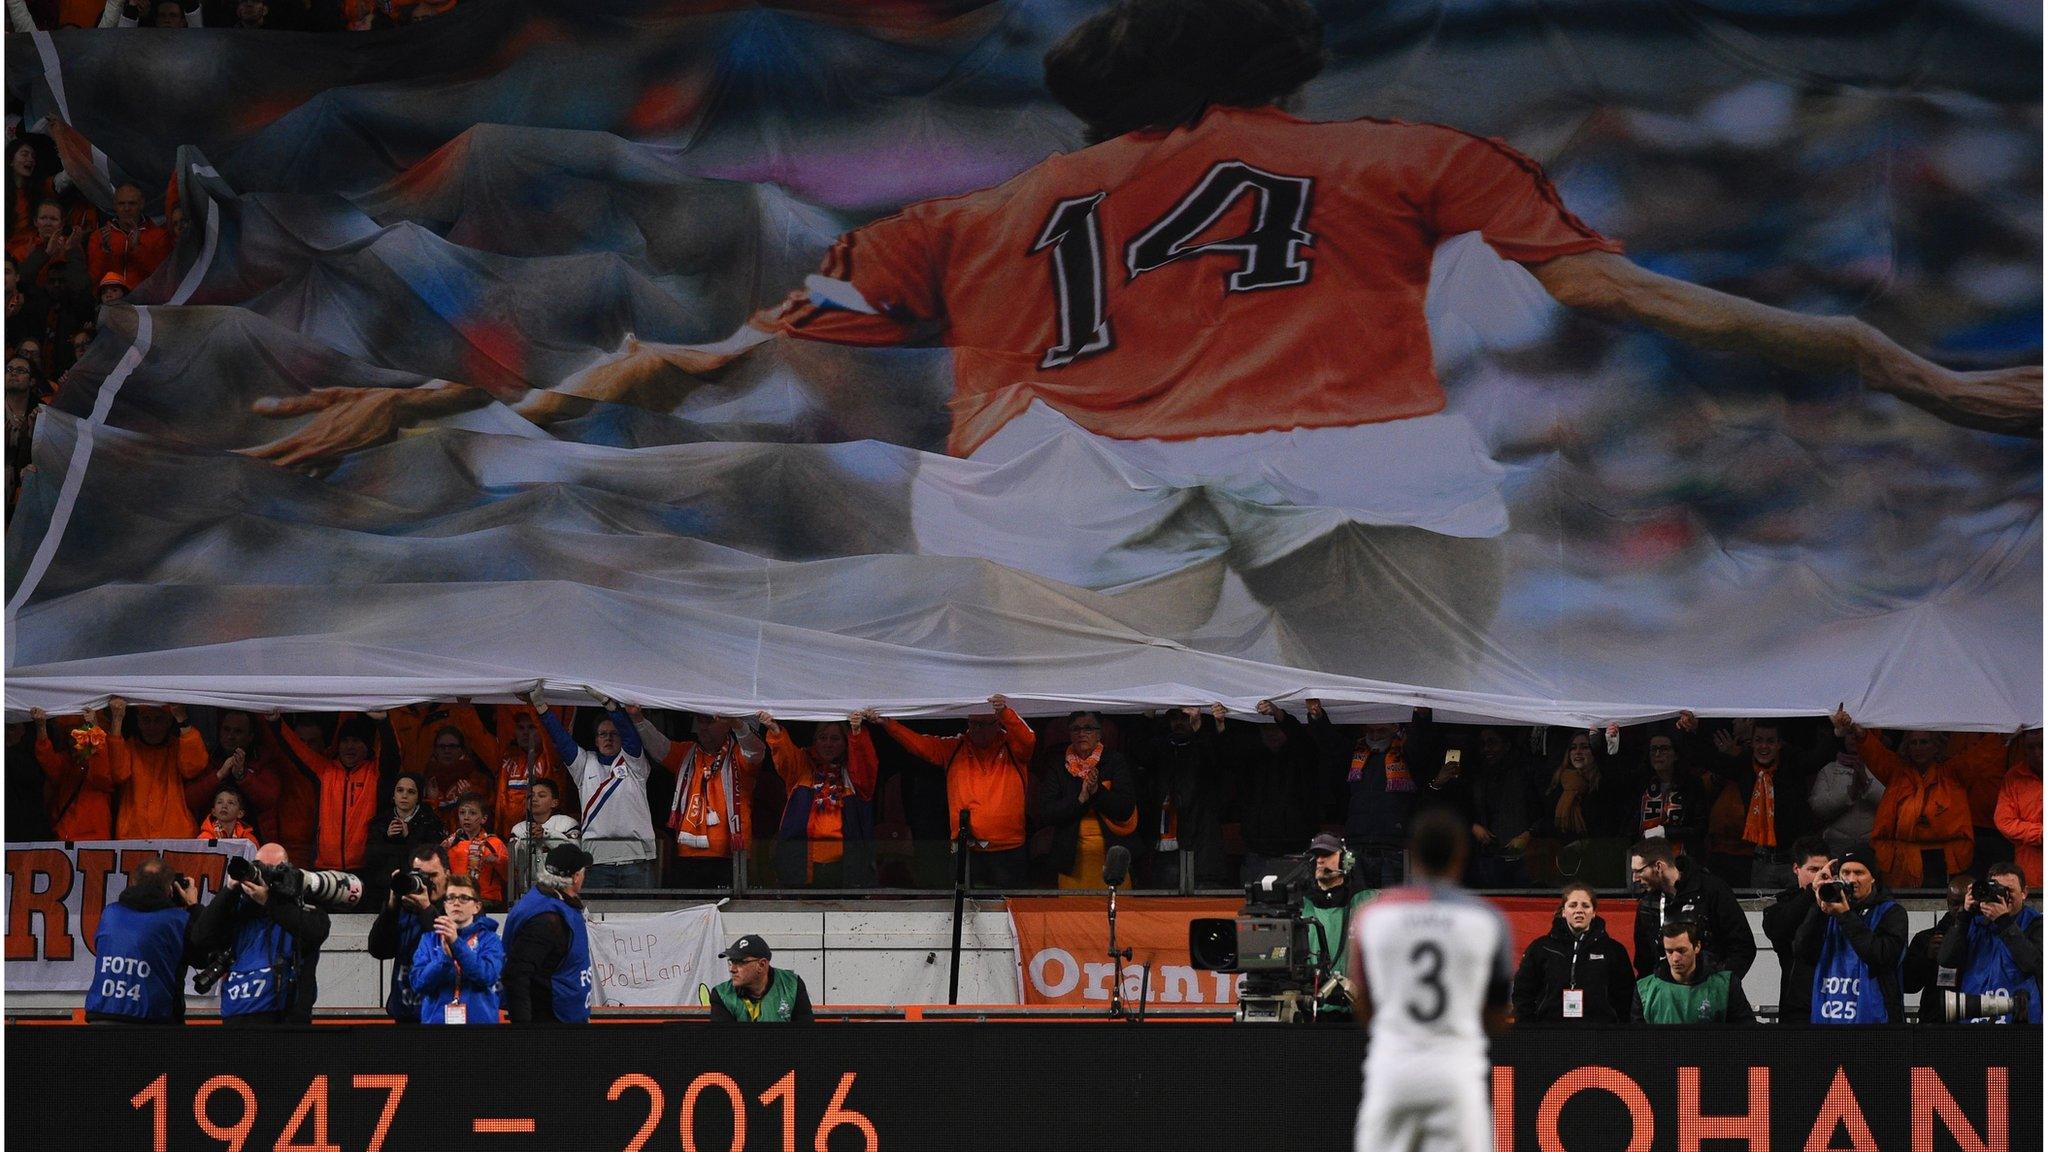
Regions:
[[391, 704, 499, 826], [1942, 731, 2011, 828], [95, 726, 210, 839], [487, 703, 578, 834], [269, 747, 322, 869], [86, 220, 172, 293], [199, 817, 257, 841], [878, 708, 1035, 852], [1857, 731, 1976, 887], [278, 721, 388, 871], [663, 735, 761, 860], [35, 731, 114, 841], [1995, 764, 2043, 887], [447, 833, 509, 906], [766, 725, 879, 868]]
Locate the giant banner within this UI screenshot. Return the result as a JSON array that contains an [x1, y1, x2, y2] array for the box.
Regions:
[[4, 1, 2039, 726], [2, 838, 255, 991]]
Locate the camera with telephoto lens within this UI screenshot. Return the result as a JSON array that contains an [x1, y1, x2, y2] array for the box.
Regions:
[[1817, 880, 1847, 904], [1939, 988, 2029, 1023], [1189, 854, 1326, 1023], [225, 855, 363, 910], [1973, 877, 2011, 906]]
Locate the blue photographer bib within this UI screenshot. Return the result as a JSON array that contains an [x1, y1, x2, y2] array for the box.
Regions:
[[86, 903, 188, 1021], [1810, 899, 1898, 1025], [221, 919, 294, 1018], [1959, 905, 2041, 1024]]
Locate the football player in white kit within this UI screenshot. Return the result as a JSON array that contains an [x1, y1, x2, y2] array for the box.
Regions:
[[1346, 808, 1513, 1152]]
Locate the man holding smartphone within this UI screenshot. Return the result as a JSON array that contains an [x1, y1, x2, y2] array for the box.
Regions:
[[1792, 847, 1907, 1025]]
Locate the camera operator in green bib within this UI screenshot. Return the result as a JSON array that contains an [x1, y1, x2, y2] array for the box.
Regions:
[[1302, 833, 1376, 1021], [700, 935, 815, 1023]]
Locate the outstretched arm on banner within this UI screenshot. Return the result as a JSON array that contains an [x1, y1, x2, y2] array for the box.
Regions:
[[1527, 249, 2041, 436]]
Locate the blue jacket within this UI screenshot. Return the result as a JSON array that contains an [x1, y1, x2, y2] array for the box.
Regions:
[[86, 898, 191, 1022], [503, 887, 592, 1023], [409, 914, 504, 1025]]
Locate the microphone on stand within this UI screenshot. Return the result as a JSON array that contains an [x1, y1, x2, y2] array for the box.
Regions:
[[1102, 845, 1131, 888], [1103, 846, 1132, 1019]]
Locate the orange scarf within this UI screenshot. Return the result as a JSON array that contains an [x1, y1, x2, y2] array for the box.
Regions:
[[1065, 745, 1104, 778], [1742, 764, 1777, 848]]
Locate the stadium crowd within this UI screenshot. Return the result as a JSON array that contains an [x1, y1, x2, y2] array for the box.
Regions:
[[10, 692, 2042, 900]]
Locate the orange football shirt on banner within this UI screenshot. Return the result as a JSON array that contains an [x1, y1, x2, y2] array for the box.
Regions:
[[762, 105, 1619, 456]]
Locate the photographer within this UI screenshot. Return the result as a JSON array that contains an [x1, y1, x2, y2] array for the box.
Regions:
[[1760, 836, 1832, 1025], [366, 844, 450, 1023], [1513, 883, 1636, 1024], [1792, 847, 1907, 1025], [1935, 861, 2041, 1023], [189, 843, 331, 1025], [504, 843, 595, 1023], [1300, 833, 1374, 1021], [86, 859, 198, 1024]]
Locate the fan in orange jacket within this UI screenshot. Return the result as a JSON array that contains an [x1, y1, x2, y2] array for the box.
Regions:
[[91, 699, 211, 840], [181, 711, 282, 833], [29, 708, 115, 841], [390, 703, 499, 827], [633, 711, 766, 864], [485, 703, 579, 833], [759, 711, 879, 886], [1996, 729, 2044, 887], [870, 695, 1036, 866], [443, 794, 510, 907], [275, 710, 398, 873], [84, 184, 172, 292], [1842, 714, 1979, 888]]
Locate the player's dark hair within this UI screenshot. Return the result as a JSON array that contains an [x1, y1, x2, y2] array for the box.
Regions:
[[1408, 806, 1465, 876], [1986, 859, 2024, 883], [1043, 0, 1326, 144], [410, 843, 450, 869]]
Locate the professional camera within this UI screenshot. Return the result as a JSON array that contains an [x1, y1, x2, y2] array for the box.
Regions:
[[1937, 988, 2030, 1023], [389, 868, 433, 899], [226, 856, 362, 910], [1973, 877, 2011, 906], [1189, 854, 1330, 1023], [1817, 880, 1847, 904], [192, 950, 232, 996]]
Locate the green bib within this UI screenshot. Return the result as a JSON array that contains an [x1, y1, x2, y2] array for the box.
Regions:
[[1301, 888, 1376, 1013], [703, 967, 801, 1023], [1635, 969, 1734, 1024]]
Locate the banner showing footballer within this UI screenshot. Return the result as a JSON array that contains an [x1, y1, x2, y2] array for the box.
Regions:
[[3, 0, 2039, 726]]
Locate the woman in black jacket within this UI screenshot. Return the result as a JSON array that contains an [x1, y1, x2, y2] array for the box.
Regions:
[[1512, 883, 1637, 1023], [361, 773, 445, 906], [1032, 713, 1139, 888]]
